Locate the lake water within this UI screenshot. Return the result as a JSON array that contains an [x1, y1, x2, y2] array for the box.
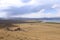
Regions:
[[42, 20, 60, 23]]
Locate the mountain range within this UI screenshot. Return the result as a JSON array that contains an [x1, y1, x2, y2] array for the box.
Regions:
[[0, 17, 60, 20]]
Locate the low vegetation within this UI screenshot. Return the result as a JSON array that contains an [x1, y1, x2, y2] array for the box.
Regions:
[[0, 21, 60, 40]]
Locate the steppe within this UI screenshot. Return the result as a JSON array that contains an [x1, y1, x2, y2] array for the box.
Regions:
[[0, 21, 60, 40]]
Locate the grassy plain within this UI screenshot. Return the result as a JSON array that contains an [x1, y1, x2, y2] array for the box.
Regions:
[[0, 21, 60, 40]]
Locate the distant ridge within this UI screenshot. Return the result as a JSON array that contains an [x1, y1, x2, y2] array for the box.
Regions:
[[0, 17, 60, 23], [0, 17, 60, 20]]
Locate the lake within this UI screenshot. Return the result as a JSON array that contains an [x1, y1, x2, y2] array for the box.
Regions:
[[42, 20, 60, 23]]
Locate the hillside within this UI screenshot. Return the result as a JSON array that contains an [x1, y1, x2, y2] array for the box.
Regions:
[[0, 22, 60, 40]]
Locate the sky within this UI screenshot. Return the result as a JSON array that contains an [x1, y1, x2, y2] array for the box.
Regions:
[[0, 0, 60, 18]]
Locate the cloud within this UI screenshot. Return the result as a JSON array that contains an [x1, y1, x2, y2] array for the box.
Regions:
[[2, 5, 42, 16], [0, 12, 7, 18], [0, 0, 60, 18], [11, 9, 45, 18], [0, 0, 25, 7], [21, 0, 31, 3], [2, 4, 54, 16], [11, 9, 60, 18]]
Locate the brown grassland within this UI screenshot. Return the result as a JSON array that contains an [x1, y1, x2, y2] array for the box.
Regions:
[[0, 21, 60, 40]]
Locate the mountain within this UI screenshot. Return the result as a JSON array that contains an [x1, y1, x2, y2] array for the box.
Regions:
[[0, 17, 60, 20], [0, 17, 60, 23]]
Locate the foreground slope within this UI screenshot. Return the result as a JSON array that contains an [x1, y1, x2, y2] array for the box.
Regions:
[[0, 22, 60, 40]]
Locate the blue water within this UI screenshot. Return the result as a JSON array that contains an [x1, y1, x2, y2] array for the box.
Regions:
[[42, 20, 60, 23]]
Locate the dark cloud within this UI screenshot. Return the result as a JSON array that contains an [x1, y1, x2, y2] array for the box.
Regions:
[[2, 4, 56, 16], [2, 5, 42, 16]]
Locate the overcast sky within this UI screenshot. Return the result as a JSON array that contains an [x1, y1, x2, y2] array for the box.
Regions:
[[0, 0, 60, 18]]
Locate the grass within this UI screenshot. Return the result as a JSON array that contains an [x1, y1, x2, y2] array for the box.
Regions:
[[0, 22, 60, 40]]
